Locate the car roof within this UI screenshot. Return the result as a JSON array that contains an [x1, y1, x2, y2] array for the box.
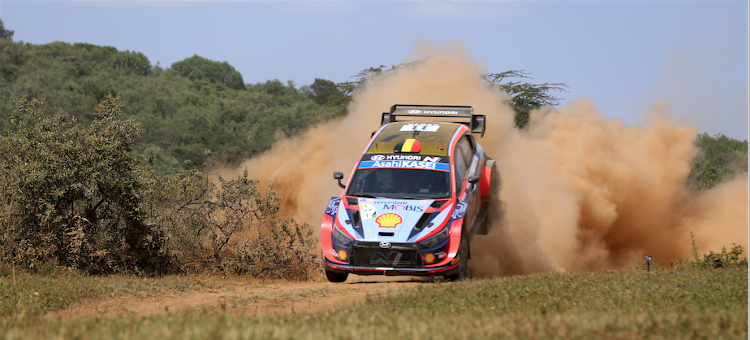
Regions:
[[365, 122, 464, 157]]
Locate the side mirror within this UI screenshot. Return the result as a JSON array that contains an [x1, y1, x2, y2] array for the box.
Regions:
[[333, 172, 346, 189], [466, 175, 480, 192]]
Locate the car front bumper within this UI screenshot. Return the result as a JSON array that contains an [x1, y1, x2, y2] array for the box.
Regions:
[[321, 256, 460, 277]]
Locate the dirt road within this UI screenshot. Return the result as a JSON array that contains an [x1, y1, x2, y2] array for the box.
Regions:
[[45, 275, 432, 319]]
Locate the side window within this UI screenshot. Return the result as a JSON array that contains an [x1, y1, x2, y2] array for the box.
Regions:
[[453, 145, 469, 194], [458, 135, 474, 165], [464, 134, 475, 153]]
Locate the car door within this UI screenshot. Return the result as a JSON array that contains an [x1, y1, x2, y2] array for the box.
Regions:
[[454, 135, 481, 236]]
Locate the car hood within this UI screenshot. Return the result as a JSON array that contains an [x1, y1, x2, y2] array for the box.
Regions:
[[336, 197, 453, 243]]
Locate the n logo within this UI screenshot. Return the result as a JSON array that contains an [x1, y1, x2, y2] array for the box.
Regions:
[[370, 251, 411, 266]]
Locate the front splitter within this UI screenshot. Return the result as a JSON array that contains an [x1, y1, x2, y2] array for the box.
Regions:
[[321, 257, 460, 277]]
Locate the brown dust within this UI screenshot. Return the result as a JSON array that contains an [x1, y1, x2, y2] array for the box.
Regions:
[[222, 41, 748, 277]]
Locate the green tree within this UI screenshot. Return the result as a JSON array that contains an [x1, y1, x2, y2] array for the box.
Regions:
[[687, 133, 748, 190], [309, 78, 341, 105], [484, 70, 569, 128], [0, 19, 13, 40], [170, 54, 246, 90], [110, 50, 151, 76]]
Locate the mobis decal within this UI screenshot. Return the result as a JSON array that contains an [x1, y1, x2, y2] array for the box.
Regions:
[[382, 204, 424, 212]]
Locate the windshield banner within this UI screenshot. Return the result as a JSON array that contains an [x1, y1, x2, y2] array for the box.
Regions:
[[361, 154, 449, 163], [358, 160, 451, 171]]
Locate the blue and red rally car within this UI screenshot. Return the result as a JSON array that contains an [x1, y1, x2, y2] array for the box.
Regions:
[[320, 105, 498, 282]]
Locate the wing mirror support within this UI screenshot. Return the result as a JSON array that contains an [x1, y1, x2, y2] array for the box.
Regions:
[[466, 175, 481, 192], [333, 172, 346, 189]]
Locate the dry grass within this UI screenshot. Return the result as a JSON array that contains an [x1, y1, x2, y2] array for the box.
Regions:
[[1, 266, 746, 339]]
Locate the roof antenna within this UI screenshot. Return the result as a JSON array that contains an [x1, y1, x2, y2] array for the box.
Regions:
[[412, 126, 420, 138]]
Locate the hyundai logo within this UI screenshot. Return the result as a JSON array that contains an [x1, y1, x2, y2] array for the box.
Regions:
[[407, 110, 422, 114], [379, 242, 391, 249], [370, 155, 385, 161]]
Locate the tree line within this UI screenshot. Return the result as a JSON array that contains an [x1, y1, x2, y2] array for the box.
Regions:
[[0, 20, 345, 173]]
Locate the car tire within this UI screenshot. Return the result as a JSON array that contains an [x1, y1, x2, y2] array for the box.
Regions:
[[445, 238, 469, 281], [477, 160, 498, 235], [325, 270, 348, 283]]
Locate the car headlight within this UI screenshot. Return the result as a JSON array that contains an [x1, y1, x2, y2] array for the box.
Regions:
[[418, 226, 449, 249], [333, 225, 354, 246]]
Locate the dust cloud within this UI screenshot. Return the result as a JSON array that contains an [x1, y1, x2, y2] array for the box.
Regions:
[[225, 41, 748, 276]]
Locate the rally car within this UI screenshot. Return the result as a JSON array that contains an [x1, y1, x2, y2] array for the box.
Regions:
[[321, 105, 498, 282]]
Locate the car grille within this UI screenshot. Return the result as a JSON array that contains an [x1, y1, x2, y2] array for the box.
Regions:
[[350, 241, 421, 268]]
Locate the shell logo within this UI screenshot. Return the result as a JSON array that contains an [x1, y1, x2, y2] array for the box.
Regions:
[[376, 213, 403, 228]]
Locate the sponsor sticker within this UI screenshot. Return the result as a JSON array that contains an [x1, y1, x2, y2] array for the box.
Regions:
[[360, 202, 377, 220], [365, 154, 445, 162], [358, 160, 450, 171], [376, 213, 403, 228], [382, 204, 424, 212], [404, 109, 459, 115], [400, 124, 440, 132]]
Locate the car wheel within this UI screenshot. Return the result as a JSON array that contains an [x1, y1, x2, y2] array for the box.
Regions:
[[477, 160, 498, 235], [325, 270, 348, 283], [446, 238, 469, 281]]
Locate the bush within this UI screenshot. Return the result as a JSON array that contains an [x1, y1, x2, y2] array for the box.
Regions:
[[665, 232, 749, 269], [0, 95, 167, 274], [140, 164, 317, 280]]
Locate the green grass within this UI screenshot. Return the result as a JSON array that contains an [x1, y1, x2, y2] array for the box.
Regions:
[[1, 266, 746, 339]]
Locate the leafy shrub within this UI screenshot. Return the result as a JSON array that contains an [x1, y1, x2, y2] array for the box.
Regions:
[[665, 232, 748, 269], [140, 164, 317, 280], [0, 95, 167, 274]]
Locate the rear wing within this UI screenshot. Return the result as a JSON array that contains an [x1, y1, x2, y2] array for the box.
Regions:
[[381, 104, 486, 137]]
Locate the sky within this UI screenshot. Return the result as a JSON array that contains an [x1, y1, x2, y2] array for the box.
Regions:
[[1, 0, 748, 140]]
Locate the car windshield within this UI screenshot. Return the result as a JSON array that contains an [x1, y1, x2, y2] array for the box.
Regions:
[[346, 168, 451, 199]]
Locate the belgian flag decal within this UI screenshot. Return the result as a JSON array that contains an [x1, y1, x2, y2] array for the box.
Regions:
[[394, 138, 421, 153]]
